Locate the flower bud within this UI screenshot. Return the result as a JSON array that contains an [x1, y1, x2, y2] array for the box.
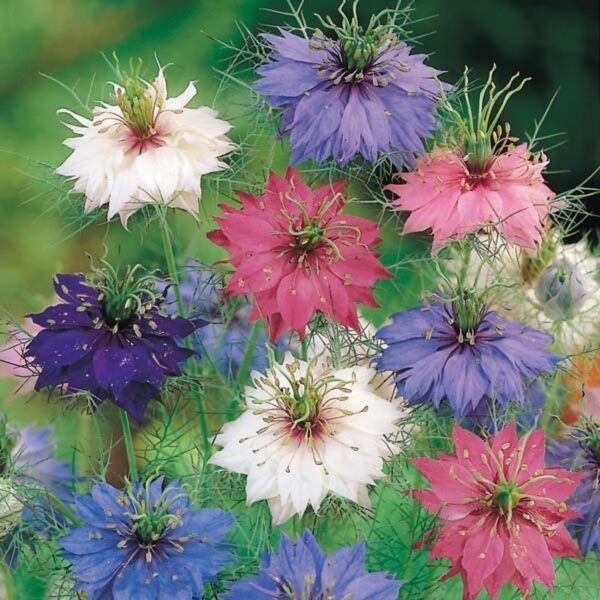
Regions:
[[0, 478, 23, 539], [535, 258, 586, 321]]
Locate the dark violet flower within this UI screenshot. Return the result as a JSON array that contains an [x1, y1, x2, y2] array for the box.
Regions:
[[254, 7, 445, 166], [60, 477, 234, 600], [547, 423, 600, 556], [223, 529, 401, 600], [376, 299, 559, 418], [24, 266, 201, 424]]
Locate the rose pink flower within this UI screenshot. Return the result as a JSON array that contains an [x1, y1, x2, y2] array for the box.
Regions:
[[387, 143, 555, 254], [412, 423, 581, 599], [208, 168, 391, 341]]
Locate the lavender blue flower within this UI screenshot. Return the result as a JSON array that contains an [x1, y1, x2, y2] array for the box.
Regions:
[[60, 477, 234, 600], [223, 529, 401, 600], [254, 13, 445, 166], [25, 271, 201, 423], [547, 428, 600, 556], [376, 300, 559, 418]]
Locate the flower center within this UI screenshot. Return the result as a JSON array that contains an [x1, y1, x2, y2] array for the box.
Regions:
[[311, 7, 403, 86], [93, 59, 166, 154], [131, 511, 168, 545], [281, 192, 358, 272], [102, 294, 136, 329], [296, 222, 328, 254], [116, 81, 158, 144], [492, 482, 521, 514], [340, 35, 379, 77], [463, 138, 495, 180], [91, 262, 162, 331], [452, 289, 486, 345]]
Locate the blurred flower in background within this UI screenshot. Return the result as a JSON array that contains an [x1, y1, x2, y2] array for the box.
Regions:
[[161, 261, 289, 376]]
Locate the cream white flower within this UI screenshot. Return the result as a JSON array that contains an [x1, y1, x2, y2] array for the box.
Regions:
[[209, 353, 404, 525], [462, 236, 600, 351], [56, 66, 235, 226]]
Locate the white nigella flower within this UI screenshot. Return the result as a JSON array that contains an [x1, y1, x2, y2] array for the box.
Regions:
[[451, 234, 600, 352], [209, 353, 404, 525], [56, 64, 235, 226]]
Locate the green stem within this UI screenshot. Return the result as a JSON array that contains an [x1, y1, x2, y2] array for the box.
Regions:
[[157, 211, 213, 453], [159, 215, 184, 315], [236, 321, 262, 386], [301, 337, 308, 361], [457, 243, 472, 290], [119, 409, 139, 482], [47, 490, 83, 525]]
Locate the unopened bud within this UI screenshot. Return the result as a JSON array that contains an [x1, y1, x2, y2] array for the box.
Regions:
[[535, 258, 586, 321]]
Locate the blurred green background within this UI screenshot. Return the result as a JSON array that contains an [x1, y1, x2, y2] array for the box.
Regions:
[[0, 0, 598, 318]]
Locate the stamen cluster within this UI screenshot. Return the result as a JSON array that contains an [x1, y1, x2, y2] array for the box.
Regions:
[[210, 353, 404, 524]]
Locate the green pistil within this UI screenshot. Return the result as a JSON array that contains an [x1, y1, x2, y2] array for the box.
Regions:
[[463, 136, 494, 175], [441, 65, 530, 170], [112, 58, 158, 140], [131, 510, 179, 545], [492, 482, 521, 514], [314, 2, 401, 82], [298, 223, 326, 253], [116, 82, 156, 141], [91, 262, 161, 330], [102, 294, 135, 328], [452, 288, 485, 345], [341, 36, 378, 74]]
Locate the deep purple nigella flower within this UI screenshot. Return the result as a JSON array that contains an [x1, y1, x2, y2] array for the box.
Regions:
[[254, 7, 446, 166], [547, 424, 600, 556], [60, 477, 234, 599], [376, 299, 559, 418], [223, 529, 401, 600], [24, 266, 201, 423]]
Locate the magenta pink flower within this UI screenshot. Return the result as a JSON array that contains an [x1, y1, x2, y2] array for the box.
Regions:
[[208, 168, 391, 341], [387, 143, 555, 254], [412, 423, 581, 599]]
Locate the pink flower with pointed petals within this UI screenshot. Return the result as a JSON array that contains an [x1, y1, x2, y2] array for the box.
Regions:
[[387, 143, 555, 254], [208, 168, 391, 342], [412, 423, 581, 600]]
